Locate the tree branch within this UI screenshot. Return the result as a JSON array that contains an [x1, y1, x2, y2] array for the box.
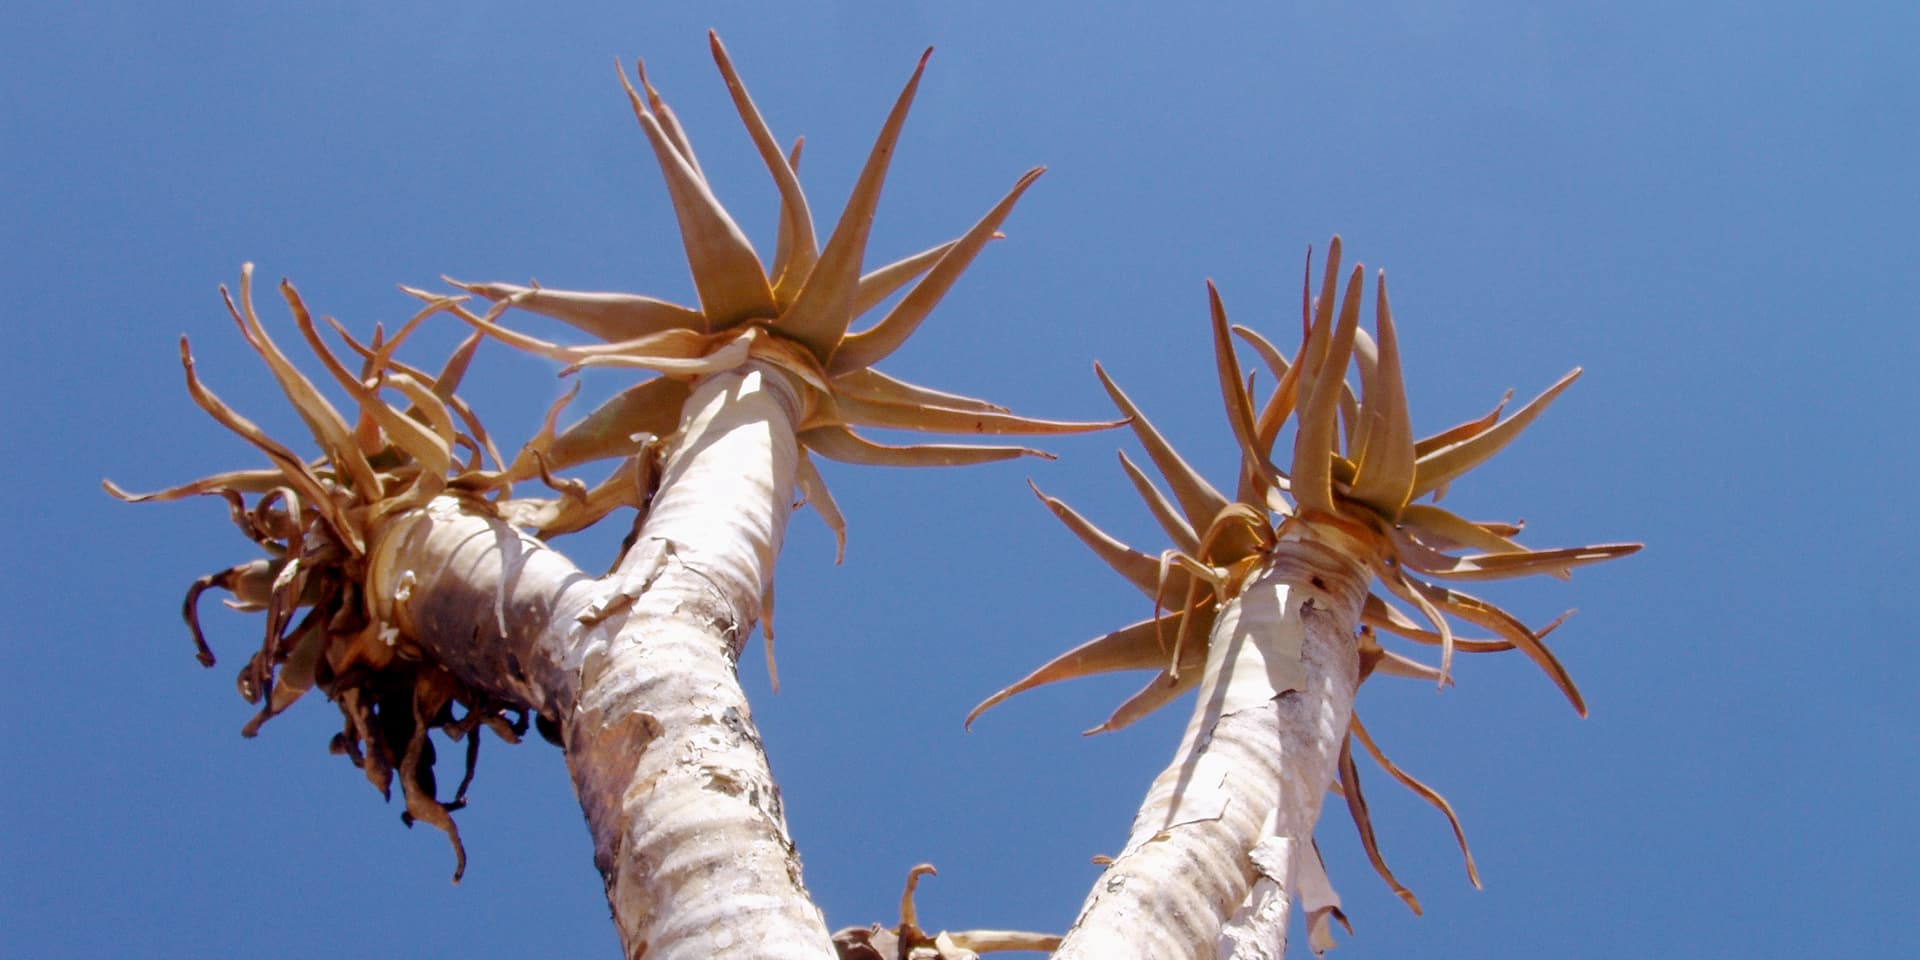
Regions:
[[1054, 541, 1371, 959]]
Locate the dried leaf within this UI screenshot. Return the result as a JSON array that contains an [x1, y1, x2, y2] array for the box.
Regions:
[[223, 269, 377, 501], [1351, 714, 1481, 888], [795, 449, 847, 563], [101, 471, 286, 503], [1408, 576, 1587, 716], [1337, 737, 1422, 913], [176, 337, 355, 551]]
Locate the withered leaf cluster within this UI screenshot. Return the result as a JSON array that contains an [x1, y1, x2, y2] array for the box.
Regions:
[[112, 35, 1119, 879], [106, 267, 538, 880]]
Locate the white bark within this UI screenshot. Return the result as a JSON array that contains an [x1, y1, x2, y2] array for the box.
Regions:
[[1052, 537, 1373, 960], [372, 366, 836, 960], [1216, 830, 1294, 960], [350, 365, 1382, 959]]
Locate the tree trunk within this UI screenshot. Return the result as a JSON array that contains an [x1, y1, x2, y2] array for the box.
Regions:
[[372, 366, 836, 959], [1053, 536, 1372, 960]]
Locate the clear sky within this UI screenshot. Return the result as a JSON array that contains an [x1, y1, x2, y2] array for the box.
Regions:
[[4, 2, 1914, 957]]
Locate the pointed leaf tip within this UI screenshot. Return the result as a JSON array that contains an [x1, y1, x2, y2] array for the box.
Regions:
[[779, 46, 933, 360], [1092, 362, 1231, 534], [1413, 367, 1583, 499], [830, 166, 1044, 374]]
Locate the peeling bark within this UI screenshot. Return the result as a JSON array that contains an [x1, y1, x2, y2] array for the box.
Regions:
[[1053, 538, 1372, 960], [372, 366, 835, 959]]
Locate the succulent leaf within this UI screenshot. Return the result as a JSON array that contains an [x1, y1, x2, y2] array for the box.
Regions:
[[1412, 369, 1582, 500], [778, 49, 930, 360], [798, 426, 1044, 467], [1347, 274, 1418, 516], [1028, 480, 1185, 601], [447, 43, 1106, 558], [1117, 450, 1200, 555], [444, 281, 705, 342], [794, 450, 846, 563], [617, 60, 775, 328], [1094, 363, 1230, 533], [830, 168, 1045, 374], [707, 32, 817, 302], [988, 236, 1637, 917]]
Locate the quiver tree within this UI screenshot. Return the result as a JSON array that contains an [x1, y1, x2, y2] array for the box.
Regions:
[[111, 35, 1103, 960], [111, 36, 1639, 960], [970, 238, 1639, 958]]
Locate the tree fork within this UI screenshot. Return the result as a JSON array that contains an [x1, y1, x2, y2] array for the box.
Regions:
[[374, 367, 836, 959]]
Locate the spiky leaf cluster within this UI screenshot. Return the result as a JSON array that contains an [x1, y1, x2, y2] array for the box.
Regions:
[[971, 238, 1639, 914], [438, 33, 1111, 561], [106, 266, 539, 879]]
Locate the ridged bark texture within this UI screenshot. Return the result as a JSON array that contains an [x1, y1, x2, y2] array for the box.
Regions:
[[1054, 538, 1371, 960], [375, 498, 599, 718], [378, 366, 834, 959], [568, 366, 831, 959]]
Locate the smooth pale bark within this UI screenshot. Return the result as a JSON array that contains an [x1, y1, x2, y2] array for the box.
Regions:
[[372, 366, 836, 960], [1053, 537, 1373, 960]]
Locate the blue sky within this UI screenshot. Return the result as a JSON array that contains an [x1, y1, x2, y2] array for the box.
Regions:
[[4, 2, 1914, 957]]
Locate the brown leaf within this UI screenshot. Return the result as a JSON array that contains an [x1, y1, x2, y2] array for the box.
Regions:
[[779, 50, 931, 360], [444, 280, 704, 342], [800, 425, 1047, 467], [1351, 714, 1481, 888], [1347, 272, 1418, 517], [1116, 450, 1200, 555], [1094, 363, 1229, 533], [1337, 736, 1422, 914], [617, 59, 775, 328], [830, 167, 1043, 373], [1027, 480, 1184, 601], [967, 618, 1175, 729], [1413, 369, 1581, 500], [708, 32, 817, 303], [1292, 264, 1365, 516]]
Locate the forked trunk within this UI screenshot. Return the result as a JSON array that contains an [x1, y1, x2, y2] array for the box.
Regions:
[[372, 366, 837, 960]]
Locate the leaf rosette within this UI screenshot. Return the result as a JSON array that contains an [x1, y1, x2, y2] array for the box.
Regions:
[[434, 33, 1115, 563], [970, 237, 1640, 920]]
